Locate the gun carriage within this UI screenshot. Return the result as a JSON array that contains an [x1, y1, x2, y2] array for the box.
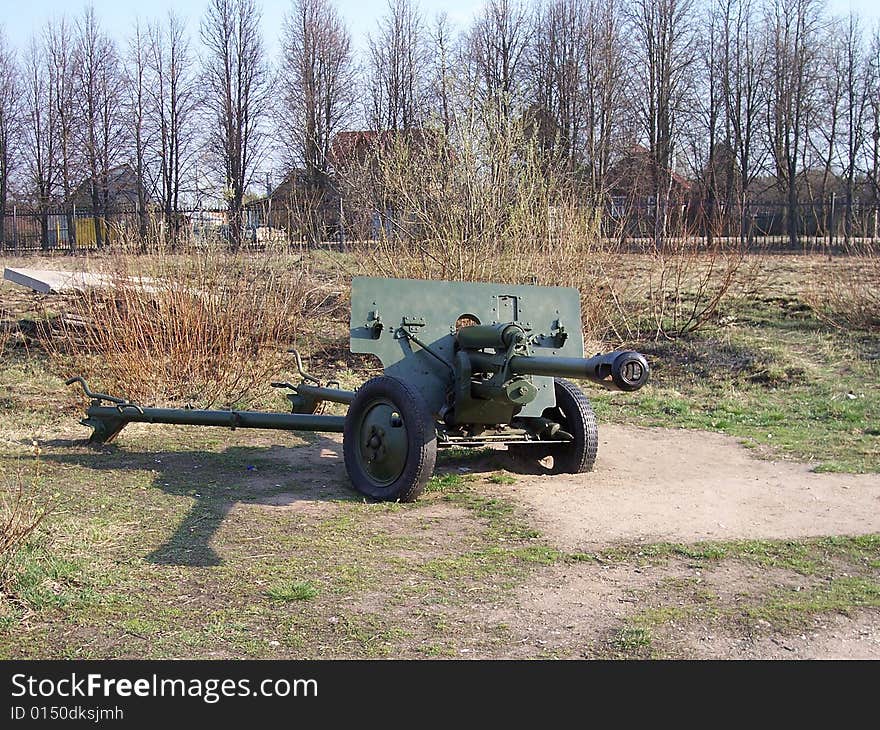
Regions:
[[69, 277, 649, 502]]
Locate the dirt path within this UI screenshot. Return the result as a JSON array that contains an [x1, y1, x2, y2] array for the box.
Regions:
[[503, 424, 880, 550], [490, 558, 880, 659]]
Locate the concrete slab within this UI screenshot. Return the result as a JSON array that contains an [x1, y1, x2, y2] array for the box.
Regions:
[[3, 267, 157, 294]]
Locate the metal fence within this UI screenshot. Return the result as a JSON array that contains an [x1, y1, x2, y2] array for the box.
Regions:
[[607, 198, 880, 251], [2, 198, 879, 254], [0, 206, 272, 253]]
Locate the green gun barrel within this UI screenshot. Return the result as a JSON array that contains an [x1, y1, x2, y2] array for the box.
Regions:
[[468, 350, 650, 392], [455, 323, 526, 350]]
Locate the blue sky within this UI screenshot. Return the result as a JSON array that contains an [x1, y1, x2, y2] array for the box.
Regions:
[[0, 0, 478, 57], [2, 0, 878, 58]]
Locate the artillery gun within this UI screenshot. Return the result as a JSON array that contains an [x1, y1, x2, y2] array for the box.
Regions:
[[68, 277, 649, 502]]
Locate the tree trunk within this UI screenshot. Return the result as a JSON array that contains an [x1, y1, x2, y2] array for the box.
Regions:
[[40, 209, 50, 251], [65, 209, 76, 253], [0, 179, 6, 245], [137, 182, 148, 244], [228, 197, 242, 251], [92, 185, 104, 249], [844, 172, 855, 243], [786, 179, 799, 250]]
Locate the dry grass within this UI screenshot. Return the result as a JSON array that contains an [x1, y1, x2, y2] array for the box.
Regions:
[[591, 241, 770, 342], [0, 461, 52, 594], [0, 297, 15, 353], [37, 250, 345, 407], [802, 246, 880, 331]]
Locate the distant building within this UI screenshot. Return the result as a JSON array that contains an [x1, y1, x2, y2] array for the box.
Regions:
[[329, 129, 440, 170], [330, 129, 444, 241], [244, 169, 340, 243], [72, 164, 152, 211], [606, 145, 693, 236]]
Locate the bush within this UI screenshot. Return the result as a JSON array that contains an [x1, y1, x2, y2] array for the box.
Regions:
[[344, 120, 750, 344], [39, 250, 344, 407]]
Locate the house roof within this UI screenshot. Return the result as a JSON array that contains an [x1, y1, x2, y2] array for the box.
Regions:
[[617, 144, 692, 191], [71, 164, 151, 207], [329, 129, 441, 168]]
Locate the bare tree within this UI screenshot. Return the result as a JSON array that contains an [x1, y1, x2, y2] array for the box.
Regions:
[[366, 0, 426, 130], [23, 38, 57, 250], [529, 0, 588, 168], [47, 18, 80, 251], [74, 6, 124, 248], [466, 0, 529, 126], [528, 0, 628, 201], [280, 0, 355, 182], [124, 20, 151, 241], [868, 26, 880, 236], [717, 0, 767, 241], [807, 16, 845, 229], [582, 0, 629, 202], [686, 3, 727, 243], [628, 0, 698, 245], [149, 12, 199, 244], [764, 0, 821, 248], [837, 13, 871, 241], [0, 27, 19, 246], [429, 13, 455, 135], [201, 0, 269, 250]]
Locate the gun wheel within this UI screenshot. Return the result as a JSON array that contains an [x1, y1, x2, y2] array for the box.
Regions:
[[510, 378, 598, 475], [343, 376, 437, 502]]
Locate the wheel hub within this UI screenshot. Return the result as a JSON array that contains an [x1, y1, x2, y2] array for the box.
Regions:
[[356, 401, 409, 486]]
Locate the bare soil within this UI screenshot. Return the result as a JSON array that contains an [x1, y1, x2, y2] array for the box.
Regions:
[[493, 559, 880, 659], [503, 424, 880, 550], [272, 425, 880, 659], [675, 612, 880, 659]]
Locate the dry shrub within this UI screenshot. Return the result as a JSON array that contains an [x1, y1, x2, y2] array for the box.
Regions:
[[0, 304, 12, 353], [345, 120, 749, 344], [590, 239, 756, 342], [40, 251, 343, 407], [802, 245, 880, 331], [1, 462, 52, 594]]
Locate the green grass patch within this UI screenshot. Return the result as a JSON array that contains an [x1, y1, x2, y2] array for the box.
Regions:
[[625, 575, 880, 641], [487, 472, 517, 485], [595, 535, 880, 575], [612, 626, 654, 656], [611, 533, 880, 652], [266, 580, 319, 602], [0, 541, 101, 616], [425, 472, 469, 492], [742, 577, 880, 628], [592, 315, 880, 473]]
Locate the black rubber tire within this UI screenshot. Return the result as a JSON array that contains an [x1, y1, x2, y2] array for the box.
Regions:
[[343, 376, 437, 502], [510, 378, 598, 474]]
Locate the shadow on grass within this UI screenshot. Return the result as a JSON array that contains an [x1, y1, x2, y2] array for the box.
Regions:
[[42, 435, 354, 568], [39, 431, 554, 568]]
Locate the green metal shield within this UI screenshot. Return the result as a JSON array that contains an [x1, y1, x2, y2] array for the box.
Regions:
[[349, 277, 585, 418]]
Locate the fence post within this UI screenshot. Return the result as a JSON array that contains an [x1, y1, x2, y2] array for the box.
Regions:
[[828, 192, 836, 251], [12, 205, 17, 254]]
